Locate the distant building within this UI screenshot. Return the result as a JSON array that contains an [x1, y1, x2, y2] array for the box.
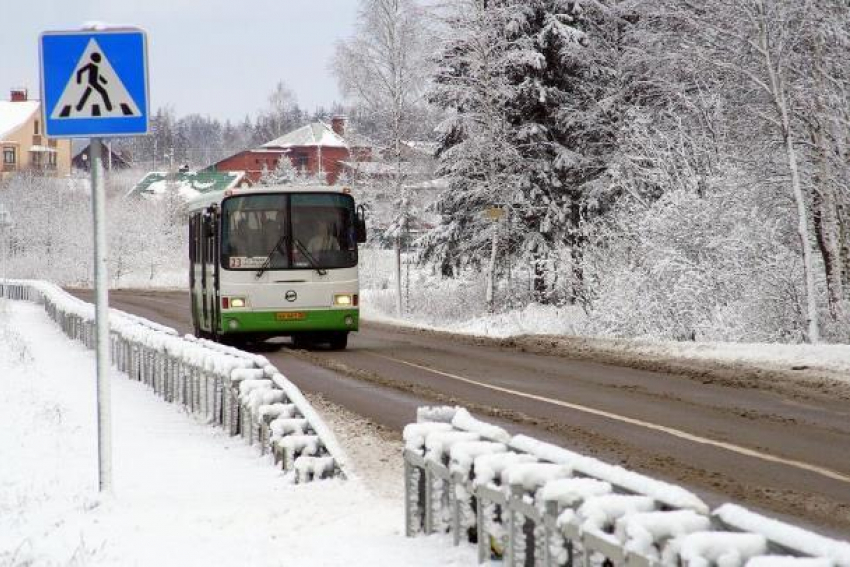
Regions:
[[210, 116, 372, 185], [130, 170, 249, 200], [0, 88, 72, 179], [72, 142, 132, 171]]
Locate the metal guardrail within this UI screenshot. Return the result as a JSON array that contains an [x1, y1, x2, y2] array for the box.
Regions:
[[404, 406, 850, 566], [1, 280, 348, 482]]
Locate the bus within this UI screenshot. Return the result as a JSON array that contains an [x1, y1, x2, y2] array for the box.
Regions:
[[186, 185, 366, 350]]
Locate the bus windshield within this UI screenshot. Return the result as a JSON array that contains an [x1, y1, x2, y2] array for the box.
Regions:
[[221, 193, 357, 271]]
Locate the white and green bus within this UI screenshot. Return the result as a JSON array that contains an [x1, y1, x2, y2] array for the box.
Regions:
[[186, 185, 366, 349]]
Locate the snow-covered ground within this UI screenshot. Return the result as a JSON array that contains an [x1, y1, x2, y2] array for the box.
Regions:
[[362, 288, 586, 337], [0, 299, 473, 566], [361, 289, 850, 383]]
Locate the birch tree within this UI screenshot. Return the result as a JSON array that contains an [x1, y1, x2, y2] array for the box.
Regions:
[[332, 0, 433, 316], [798, 1, 850, 332], [676, 0, 825, 342]]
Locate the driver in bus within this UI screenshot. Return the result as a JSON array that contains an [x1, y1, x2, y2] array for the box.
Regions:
[[293, 214, 339, 257], [307, 223, 340, 255]]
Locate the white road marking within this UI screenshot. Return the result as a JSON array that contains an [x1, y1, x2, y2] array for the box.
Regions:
[[367, 351, 850, 485]]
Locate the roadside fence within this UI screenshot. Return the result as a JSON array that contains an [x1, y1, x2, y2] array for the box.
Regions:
[[404, 406, 850, 566], [1, 280, 348, 482]]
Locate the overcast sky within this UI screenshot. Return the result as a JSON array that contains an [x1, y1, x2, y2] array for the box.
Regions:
[[1, 0, 360, 122]]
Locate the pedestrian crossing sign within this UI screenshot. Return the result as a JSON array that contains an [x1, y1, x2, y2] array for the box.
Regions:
[[40, 28, 149, 138]]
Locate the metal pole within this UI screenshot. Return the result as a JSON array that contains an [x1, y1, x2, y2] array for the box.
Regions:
[[90, 137, 113, 492], [395, 236, 403, 317], [0, 204, 10, 286], [1, 224, 6, 285]]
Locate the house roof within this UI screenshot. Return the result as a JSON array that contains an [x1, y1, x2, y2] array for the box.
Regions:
[[261, 122, 348, 149], [73, 142, 132, 167], [130, 170, 246, 200], [0, 100, 40, 141]]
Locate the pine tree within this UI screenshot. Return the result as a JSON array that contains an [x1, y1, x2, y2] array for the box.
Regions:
[[426, 0, 619, 303]]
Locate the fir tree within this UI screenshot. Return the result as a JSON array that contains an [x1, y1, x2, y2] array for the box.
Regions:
[[260, 157, 299, 186], [426, 0, 620, 302]]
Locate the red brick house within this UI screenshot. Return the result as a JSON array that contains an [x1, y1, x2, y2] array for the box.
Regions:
[[211, 117, 371, 185]]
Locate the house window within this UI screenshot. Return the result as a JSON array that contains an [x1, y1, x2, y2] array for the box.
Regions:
[[48, 151, 57, 166], [295, 155, 308, 171], [3, 147, 15, 165], [34, 120, 40, 135]]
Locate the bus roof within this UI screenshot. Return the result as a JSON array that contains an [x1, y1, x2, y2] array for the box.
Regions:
[[185, 184, 352, 213]]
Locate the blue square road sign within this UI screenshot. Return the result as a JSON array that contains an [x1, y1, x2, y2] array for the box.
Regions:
[[40, 28, 149, 138]]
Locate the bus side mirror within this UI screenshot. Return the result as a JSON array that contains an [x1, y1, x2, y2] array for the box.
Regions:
[[355, 206, 367, 243]]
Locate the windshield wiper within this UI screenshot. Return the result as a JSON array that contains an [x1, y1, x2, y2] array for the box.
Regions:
[[255, 233, 289, 279], [293, 238, 327, 276]]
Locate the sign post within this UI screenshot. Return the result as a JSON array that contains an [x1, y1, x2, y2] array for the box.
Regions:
[[40, 26, 149, 492], [483, 206, 505, 312]]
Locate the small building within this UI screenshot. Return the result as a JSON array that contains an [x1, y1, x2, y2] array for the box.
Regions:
[[130, 170, 249, 200], [210, 116, 371, 185], [72, 142, 132, 171], [0, 89, 72, 179]]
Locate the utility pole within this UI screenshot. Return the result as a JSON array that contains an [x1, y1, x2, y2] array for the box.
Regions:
[[0, 203, 11, 285]]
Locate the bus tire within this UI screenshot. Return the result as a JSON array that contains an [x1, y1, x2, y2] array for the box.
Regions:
[[291, 334, 310, 350], [328, 332, 348, 351]]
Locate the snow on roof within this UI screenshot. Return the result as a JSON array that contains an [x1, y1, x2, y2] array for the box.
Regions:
[[0, 100, 40, 140], [131, 170, 246, 200], [261, 122, 348, 149]]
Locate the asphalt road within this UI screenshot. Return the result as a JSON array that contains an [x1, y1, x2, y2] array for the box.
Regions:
[[68, 288, 850, 537]]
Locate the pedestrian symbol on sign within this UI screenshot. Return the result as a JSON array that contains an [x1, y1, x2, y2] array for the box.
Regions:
[[76, 52, 112, 112], [51, 39, 141, 119]]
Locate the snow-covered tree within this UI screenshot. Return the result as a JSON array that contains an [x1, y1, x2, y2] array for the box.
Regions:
[[426, 0, 620, 304], [422, 0, 521, 286], [671, 0, 842, 342], [332, 0, 435, 315], [260, 157, 298, 186]]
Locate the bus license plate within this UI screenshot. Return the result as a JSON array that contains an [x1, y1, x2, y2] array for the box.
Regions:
[[276, 312, 306, 321]]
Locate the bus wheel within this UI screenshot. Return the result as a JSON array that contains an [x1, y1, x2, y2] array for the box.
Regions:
[[291, 334, 310, 350], [328, 332, 348, 351]]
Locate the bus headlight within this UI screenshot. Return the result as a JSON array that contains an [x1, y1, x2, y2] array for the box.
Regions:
[[333, 294, 353, 306], [228, 319, 239, 330], [230, 297, 247, 308]]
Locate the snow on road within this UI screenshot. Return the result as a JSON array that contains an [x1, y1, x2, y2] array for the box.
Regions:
[[0, 299, 472, 566]]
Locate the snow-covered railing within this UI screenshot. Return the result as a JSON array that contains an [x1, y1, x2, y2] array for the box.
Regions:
[[403, 406, 850, 566], [0, 280, 348, 482]]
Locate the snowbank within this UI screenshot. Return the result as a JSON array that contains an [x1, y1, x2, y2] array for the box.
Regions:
[[0, 299, 475, 566], [0, 280, 349, 479]]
